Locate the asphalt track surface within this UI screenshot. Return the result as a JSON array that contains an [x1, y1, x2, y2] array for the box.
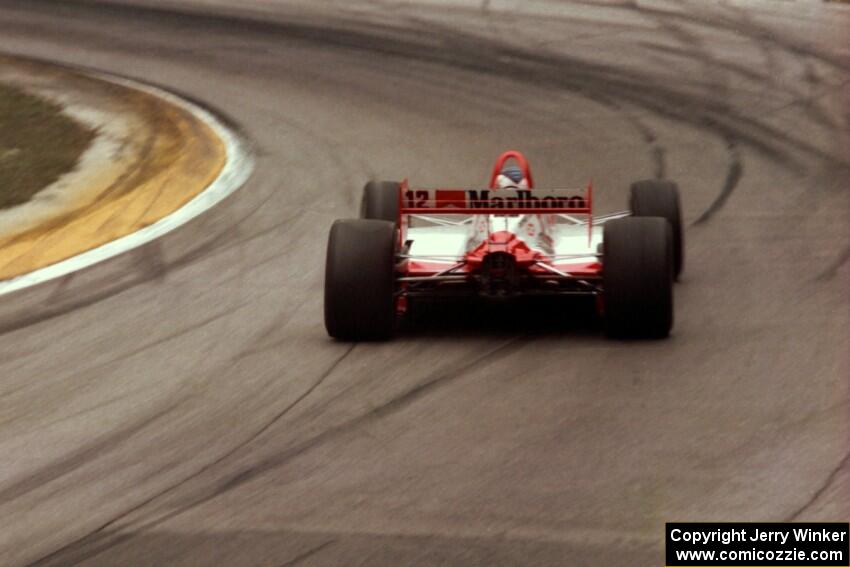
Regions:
[[0, 1, 847, 565]]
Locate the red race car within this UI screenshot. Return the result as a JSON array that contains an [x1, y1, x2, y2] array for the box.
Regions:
[[325, 151, 683, 340]]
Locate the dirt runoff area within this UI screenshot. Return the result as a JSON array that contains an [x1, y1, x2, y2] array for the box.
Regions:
[[0, 81, 95, 210]]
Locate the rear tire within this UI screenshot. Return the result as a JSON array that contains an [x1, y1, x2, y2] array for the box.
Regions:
[[324, 219, 397, 340], [361, 181, 400, 222], [630, 179, 683, 279], [603, 217, 673, 339]]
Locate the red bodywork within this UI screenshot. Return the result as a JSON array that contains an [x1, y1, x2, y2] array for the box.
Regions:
[[398, 150, 602, 278], [395, 151, 601, 314]]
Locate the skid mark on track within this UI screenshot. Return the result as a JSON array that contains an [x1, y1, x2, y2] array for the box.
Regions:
[[13, 0, 845, 176], [597, 95, 667, 180], [693, 138, 743, 225], [0, 235, 251, 338], [30, 337, 525, 566], [0, 399, 184, 507], [630, 2, 749, 214], [278, 540, 336, 567], [27, 345, 355, 567], [784, 448, 850, 521], [629, 1, 849, 74], [169, 339, 524, 499], [0, 295, 264, 447], [816, 244, 850, 281]]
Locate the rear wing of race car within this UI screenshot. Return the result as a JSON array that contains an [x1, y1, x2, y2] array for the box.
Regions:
[[398, 180, 594, 242]]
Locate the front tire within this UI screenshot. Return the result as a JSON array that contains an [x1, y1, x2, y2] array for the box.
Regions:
[[630, 179, 683, 279], [324, 219, 397, 340], [361, 181, 400, 222], [603, 217, 673, 339]]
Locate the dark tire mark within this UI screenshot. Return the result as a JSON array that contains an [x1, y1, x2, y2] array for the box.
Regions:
[[7, 0, 844, 177], [31, 337, 525, 566], [28, 346, 356, 567], [816, 244, 850, 281], [0, 400, 184, 506], [693, 138, 743, 225], [784, 448, 850, 521], [278, 540, 336, 567]]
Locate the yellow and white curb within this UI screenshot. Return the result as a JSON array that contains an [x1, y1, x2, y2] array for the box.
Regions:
[[0, 66, 254, 296]]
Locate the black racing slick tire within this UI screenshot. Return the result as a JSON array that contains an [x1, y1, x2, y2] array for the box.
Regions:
[[603, 217, 674, 339], [629, 179, 684, 279], [361, 181, 401, 222], [324, 219, 397, 341]]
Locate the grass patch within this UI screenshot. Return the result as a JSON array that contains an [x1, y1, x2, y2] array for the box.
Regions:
[[0, 82, 95, 209]]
